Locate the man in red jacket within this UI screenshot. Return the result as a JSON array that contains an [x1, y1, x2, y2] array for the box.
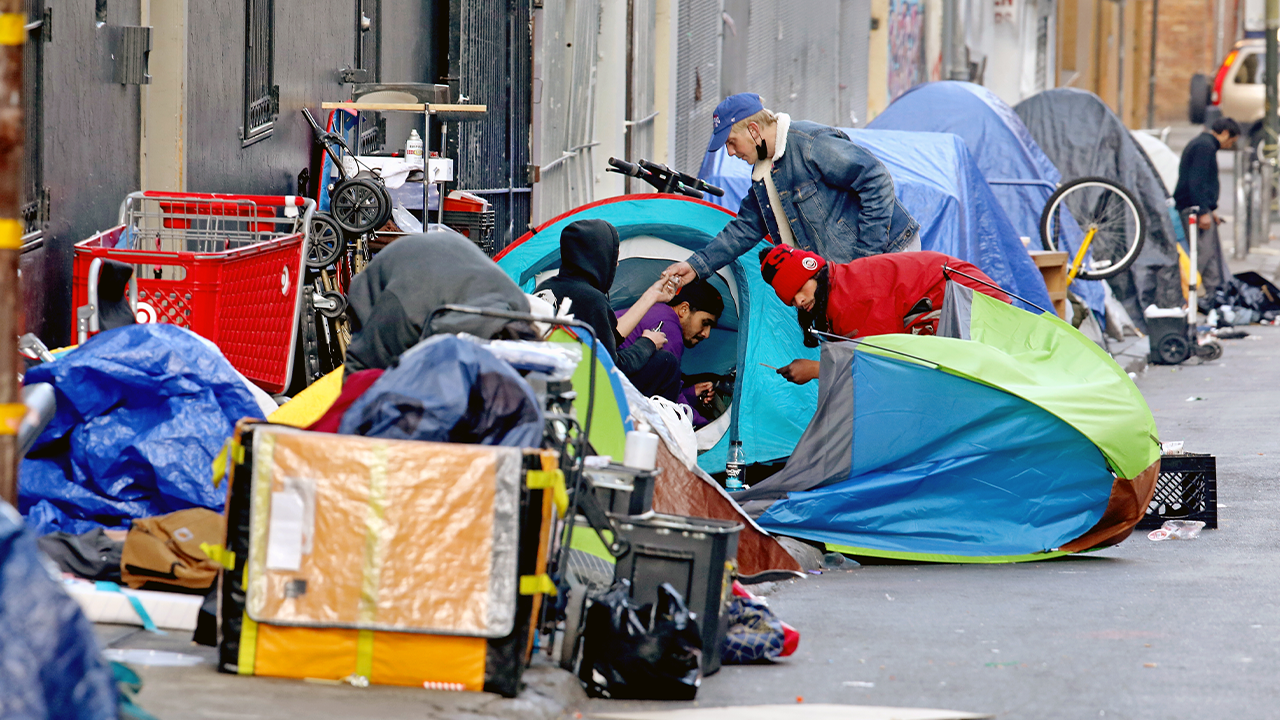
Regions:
[[759, 245, 1011, 384]]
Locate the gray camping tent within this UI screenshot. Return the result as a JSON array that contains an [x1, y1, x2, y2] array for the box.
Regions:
[[1014, 88, 1182, 327]]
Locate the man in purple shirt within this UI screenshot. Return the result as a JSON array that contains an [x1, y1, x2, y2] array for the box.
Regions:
[[616, 279, 724, 406]]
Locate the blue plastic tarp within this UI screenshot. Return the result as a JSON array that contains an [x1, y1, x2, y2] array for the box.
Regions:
[[697, 127, 1054, 314], [866, 81, 1105, 315], [0, 503, 118, 720], [19, 324, 265, 535]]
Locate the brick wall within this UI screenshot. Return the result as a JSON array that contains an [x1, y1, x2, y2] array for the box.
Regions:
[[1153, 0, 1236, 123]]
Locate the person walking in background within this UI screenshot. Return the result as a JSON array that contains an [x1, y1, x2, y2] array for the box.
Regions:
[[1173, 117, 1240, 298], [663, 93, 919, 287]]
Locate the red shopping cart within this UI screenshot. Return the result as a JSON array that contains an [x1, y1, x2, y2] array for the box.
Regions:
[[73, 191, 316, 394]]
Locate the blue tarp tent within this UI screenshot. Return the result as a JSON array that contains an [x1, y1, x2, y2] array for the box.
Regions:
[[865, 81, 1105, 315], [697, 128, 1053, 313]]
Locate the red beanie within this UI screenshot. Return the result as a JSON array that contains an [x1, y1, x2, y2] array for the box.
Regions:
[[760, 245, 826, 304]]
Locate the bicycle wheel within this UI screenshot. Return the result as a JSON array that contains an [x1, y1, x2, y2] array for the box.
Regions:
[[305, 212, 346, 269], [1039, 177, 1146, 281], [330, 177, 389, 236]]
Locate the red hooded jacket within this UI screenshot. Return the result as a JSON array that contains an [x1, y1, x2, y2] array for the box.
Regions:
[[825, 251, 1011, 338]]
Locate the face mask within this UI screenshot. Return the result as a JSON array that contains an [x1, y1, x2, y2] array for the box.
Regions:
[[751, 127, 769, 161]]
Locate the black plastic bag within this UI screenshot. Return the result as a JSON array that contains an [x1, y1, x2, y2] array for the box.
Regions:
[[578, 580, 702, 700]]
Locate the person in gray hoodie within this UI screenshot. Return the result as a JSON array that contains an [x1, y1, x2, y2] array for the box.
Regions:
[[343, 228, 534, 377]]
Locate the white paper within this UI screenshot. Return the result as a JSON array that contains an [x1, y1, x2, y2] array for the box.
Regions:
[[266, 491, 305, 571]]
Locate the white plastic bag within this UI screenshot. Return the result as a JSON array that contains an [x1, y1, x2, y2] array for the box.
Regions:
[[648, 395, 697, 469]]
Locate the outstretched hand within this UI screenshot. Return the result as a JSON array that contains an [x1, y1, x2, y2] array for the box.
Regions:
[[777, 359, 820, 385], [662, 261, 698, 288], [642, 274, 678, 305]]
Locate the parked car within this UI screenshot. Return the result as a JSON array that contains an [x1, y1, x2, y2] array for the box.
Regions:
[[1190, 39, 1264, 144]]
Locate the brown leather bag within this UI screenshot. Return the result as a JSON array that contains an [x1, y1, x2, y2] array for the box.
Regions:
[[121, 508, 225, 591]]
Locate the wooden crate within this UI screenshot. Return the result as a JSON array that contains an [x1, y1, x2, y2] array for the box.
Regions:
[[1029, 250, 1070, 320]]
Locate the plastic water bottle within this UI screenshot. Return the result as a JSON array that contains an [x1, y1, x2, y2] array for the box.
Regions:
[[725, 441, 745, 491], [405, 129, 424, 161]]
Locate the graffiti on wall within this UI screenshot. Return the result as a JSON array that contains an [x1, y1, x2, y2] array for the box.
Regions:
[[888, 0, 925, 102]]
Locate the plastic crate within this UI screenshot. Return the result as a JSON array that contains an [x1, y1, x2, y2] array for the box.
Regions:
[[73, 192, 314, 394], [1136, 453, 1217, 530], [612, 513, 741, 675]]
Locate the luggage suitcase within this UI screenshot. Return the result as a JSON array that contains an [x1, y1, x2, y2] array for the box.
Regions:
[[215, 423, 561, 696]]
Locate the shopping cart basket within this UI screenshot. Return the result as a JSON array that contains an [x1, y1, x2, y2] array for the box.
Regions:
[[73, 191, 316, 394]]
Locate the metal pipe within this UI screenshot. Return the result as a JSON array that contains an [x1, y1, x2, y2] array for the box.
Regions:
[[0, 0, 25, 507], [943, 0, 967, 80], [1267, 0, 1279, 245], [1235, 146, 1248, 258]]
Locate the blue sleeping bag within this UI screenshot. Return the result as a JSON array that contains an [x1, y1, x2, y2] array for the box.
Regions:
[[19, 324, 265, 535], [0, 502, 117, 720], [339, 334, 544, 448]]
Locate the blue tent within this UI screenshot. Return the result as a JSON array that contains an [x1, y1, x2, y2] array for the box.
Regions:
[[866, 81, 1105, 314], [697, 128, 1053, 314]]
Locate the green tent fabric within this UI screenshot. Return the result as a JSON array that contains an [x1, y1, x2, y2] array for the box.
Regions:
[[873, 288, 1160, 480]]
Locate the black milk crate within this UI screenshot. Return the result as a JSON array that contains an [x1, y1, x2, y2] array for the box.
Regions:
[[1136, 453, 1217, 530], [612, 513, 742, 676]]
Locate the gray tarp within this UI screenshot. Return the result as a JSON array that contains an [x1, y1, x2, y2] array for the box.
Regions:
[[1014, 88, 1181, 327]]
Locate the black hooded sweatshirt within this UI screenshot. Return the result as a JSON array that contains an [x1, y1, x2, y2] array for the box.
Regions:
[[343, 229, 532, 376], [534, 219, 655, 374]]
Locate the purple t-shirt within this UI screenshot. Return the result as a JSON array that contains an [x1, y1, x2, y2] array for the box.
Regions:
[[616, 303, 684, 363]]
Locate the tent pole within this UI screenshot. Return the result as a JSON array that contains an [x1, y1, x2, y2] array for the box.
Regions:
[[0, 0, 25, 508]]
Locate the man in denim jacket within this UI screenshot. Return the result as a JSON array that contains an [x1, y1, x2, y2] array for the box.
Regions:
[[664, 93, 919, 286]]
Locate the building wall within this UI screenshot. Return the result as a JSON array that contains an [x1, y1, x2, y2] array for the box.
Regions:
[[25, 0, 143, 345], [868, 0, 890, 119], [1152, 0, 1236, 123]]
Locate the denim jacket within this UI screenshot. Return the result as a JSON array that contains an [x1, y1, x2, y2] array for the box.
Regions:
[[688, 120, 920, 279]]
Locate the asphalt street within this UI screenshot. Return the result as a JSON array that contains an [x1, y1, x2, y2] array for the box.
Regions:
[[590, 323, 1279, 720]]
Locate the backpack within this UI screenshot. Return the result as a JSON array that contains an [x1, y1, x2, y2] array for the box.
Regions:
[[121, 508, 225, 592]]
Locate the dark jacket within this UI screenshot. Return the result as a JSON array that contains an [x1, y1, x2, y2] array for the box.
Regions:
[[1173, 132, 1221, 212], [344, 230, 531, 376], [688, 120, 920, 279], [534, 219, 656, 373]]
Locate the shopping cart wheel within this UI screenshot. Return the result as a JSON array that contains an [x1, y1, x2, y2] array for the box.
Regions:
[[317, 290, 348, 319], [305, 212, 346, 269], [330, 177, 390, 236]]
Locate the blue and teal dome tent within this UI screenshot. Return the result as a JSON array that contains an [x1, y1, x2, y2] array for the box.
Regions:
[[496, 195, 819, 471], [736, 284, 1162, 562]]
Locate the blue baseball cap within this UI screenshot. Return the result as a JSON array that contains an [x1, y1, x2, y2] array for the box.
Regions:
[[706, 93, 764, 153]]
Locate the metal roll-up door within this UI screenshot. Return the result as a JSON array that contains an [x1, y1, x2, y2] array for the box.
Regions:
[[675, 0, 723, 175]]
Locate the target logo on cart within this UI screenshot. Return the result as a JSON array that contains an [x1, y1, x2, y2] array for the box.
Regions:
[[135, 302, 158, 324]]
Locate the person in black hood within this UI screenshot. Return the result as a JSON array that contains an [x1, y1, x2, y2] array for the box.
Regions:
[[535, 219, 682, 397], [343, 229, 535, 377]]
